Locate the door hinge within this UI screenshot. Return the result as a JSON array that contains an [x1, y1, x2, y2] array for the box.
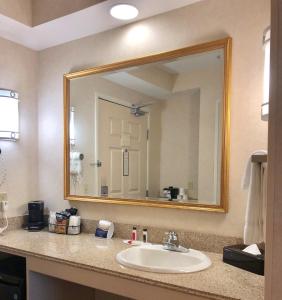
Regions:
[[146, 190, 149, 197], [146, 129, 149, 140]]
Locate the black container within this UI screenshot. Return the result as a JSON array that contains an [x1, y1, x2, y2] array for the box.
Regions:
[[223, 244, 264, 276], [0, 252, 26, 300], [28, 201, 44, 231], [169, 186, 179, 200]]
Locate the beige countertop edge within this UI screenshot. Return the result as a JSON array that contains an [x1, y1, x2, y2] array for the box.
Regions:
[[0, 243, 233, 300]]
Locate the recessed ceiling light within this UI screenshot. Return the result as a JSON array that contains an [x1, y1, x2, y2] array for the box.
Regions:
[[110, 4, 139, 20]]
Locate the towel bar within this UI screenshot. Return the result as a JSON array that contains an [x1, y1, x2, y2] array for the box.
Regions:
[[251, 154, 267, 163]]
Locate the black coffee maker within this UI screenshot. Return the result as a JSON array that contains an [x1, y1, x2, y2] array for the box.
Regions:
[[27, 201, 44, 231]]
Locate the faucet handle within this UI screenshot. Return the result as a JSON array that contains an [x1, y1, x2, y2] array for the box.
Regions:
[[163, 231, 179, 247]]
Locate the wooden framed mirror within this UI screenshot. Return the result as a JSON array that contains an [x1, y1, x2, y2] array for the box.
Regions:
[[64, 37, 231, 212]]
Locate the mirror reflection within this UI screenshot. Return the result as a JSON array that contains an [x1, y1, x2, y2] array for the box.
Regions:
[[67, 41, 229, 207]]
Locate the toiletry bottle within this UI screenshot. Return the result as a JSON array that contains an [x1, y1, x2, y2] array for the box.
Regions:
[[143, 228, 148, 243], [131, 226, 137, 241]]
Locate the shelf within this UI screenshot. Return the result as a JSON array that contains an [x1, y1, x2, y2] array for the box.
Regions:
[[251, 154, 267, 163]]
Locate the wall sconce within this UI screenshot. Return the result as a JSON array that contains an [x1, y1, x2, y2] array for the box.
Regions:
[[0, 89, 19, 141], [261, 26, 270, 121], [70, 106, 75, 146]]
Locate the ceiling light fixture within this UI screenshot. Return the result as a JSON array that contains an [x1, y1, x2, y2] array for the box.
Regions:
[[110, 4, 139, 20]]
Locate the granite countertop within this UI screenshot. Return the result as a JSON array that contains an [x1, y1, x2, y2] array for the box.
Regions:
[[0, 230, 263, 300]]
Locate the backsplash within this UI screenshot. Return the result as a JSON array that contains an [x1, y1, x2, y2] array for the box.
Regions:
[[0, 216, 26, 232], [1, 216, 242, 253], [81, 219, 242, 253]]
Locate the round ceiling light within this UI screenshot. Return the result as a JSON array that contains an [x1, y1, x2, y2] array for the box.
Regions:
[[110, 4, 139, 20]]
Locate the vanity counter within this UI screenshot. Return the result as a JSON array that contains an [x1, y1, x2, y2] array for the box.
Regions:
[[0, 230, 263, 300]]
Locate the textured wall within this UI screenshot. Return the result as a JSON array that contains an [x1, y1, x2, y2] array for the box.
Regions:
[[37, 0, 270, 237], [0, 37, 38, 216]]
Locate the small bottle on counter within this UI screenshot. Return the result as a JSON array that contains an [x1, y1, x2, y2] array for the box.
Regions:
[[143, 228, 148, 243], [131, 226, 137, 241]]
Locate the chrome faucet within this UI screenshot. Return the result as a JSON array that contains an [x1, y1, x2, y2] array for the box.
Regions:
[[163, 231, 188, 253]]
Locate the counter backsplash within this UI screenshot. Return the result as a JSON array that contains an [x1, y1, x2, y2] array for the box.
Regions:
[[1, 216, 242, 254]]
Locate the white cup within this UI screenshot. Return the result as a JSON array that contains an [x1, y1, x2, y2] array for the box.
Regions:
[[69, 216, 81, 227]]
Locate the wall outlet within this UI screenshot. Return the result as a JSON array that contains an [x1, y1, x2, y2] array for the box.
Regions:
[[0, 193, 8, 212], [0, 192, 7, 203]]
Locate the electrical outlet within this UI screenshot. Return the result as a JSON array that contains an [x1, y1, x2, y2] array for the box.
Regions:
[[1, 200, 8, 212], [0, 192, 7, 202], [0, 193, 8, 212]]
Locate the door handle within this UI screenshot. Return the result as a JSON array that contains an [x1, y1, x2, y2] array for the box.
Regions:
[[90, 160, 102, 167]]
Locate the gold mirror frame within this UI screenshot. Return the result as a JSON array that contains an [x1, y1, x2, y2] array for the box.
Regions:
[[64, 37, 232, 213]]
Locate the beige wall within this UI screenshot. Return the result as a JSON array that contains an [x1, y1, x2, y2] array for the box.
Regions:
[[0, 37, 38, 217], [37, 0, 269, 238], [32, 0, 105, 26], [170, 62, 224, 203], [0, 0, 32, 26], [159, 92, 200, 199], [147, 103, 161, 198]]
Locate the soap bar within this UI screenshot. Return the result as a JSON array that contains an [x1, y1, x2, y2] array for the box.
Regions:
[[95, 220, 114, 239], [95, 227, 108, 238]]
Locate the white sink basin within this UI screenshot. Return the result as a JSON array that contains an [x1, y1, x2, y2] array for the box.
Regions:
[[116, 244, 211, 273]]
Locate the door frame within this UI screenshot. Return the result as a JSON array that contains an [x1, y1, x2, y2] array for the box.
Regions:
[[265, 1, 282, 299]]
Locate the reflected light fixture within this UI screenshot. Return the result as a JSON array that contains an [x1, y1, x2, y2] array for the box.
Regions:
[[262, 26, 270, 121], [0, 89, 19, 141], [110, 4, 139, 20]]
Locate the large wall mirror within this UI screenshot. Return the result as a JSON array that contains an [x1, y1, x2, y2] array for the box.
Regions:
[[64, 38, 231, 212]]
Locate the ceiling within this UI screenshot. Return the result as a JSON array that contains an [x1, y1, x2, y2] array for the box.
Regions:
[[102, 48, 223, 101], [0, 0, 202, 50]]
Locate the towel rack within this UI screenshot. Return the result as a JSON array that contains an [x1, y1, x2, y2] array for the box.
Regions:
[[251, 154, 267, 163]]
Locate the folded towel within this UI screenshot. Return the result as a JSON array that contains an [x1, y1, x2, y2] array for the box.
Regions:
[[241, 150, 267, 189], [242, 150, 267, 245]]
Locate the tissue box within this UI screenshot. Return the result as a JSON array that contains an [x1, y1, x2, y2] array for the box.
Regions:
[[223, 244, 264, 275]]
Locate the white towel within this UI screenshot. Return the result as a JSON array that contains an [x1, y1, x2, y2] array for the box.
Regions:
[[242, 150, 267, 245], [70, 152, 82, 175]]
